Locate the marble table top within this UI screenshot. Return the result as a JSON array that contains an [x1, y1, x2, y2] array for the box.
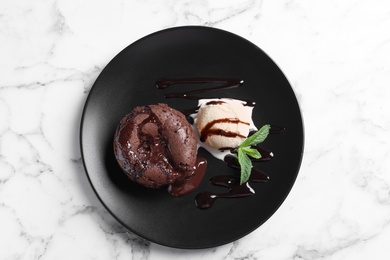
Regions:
[[1, 0, 389, 259]]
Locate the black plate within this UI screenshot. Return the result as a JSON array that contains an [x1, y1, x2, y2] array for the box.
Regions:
[[80, 26, 304, 249]]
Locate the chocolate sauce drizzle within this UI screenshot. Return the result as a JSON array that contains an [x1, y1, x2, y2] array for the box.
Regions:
[[195, 169, 269, 209], [194, 126, 285, 209], [156, 77, 255, 107], [156, 77, 285, 208], [156, 77, 243, 95]]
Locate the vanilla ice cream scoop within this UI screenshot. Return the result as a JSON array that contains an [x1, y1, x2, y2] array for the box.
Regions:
[[194, 98, 255, 150]]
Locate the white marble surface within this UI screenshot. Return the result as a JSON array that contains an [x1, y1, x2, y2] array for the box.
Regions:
[[1, 0, 390, 259]]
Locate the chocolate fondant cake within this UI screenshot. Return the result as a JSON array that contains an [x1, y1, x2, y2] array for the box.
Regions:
[[113, 104, 197, 188]]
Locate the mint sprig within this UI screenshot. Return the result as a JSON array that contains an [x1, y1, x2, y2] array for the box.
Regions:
[[237, 124, 271, 184]]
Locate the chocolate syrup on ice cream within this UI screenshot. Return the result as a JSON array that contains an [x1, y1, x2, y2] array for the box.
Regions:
[[199, 118, 249, 142]]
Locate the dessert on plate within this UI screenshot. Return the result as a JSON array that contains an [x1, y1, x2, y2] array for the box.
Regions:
[[113, 103, 197, 189], [113, 78, 279, 208]]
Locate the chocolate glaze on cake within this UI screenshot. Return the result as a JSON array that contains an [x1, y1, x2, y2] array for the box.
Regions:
[[113, 104, 197, 188]]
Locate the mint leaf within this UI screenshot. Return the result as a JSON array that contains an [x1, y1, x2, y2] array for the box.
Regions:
[[241, 147, 261, 159], [236, 124, 271, 184], [239, 124, 271, 148], [237, 147, 252, 184]]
